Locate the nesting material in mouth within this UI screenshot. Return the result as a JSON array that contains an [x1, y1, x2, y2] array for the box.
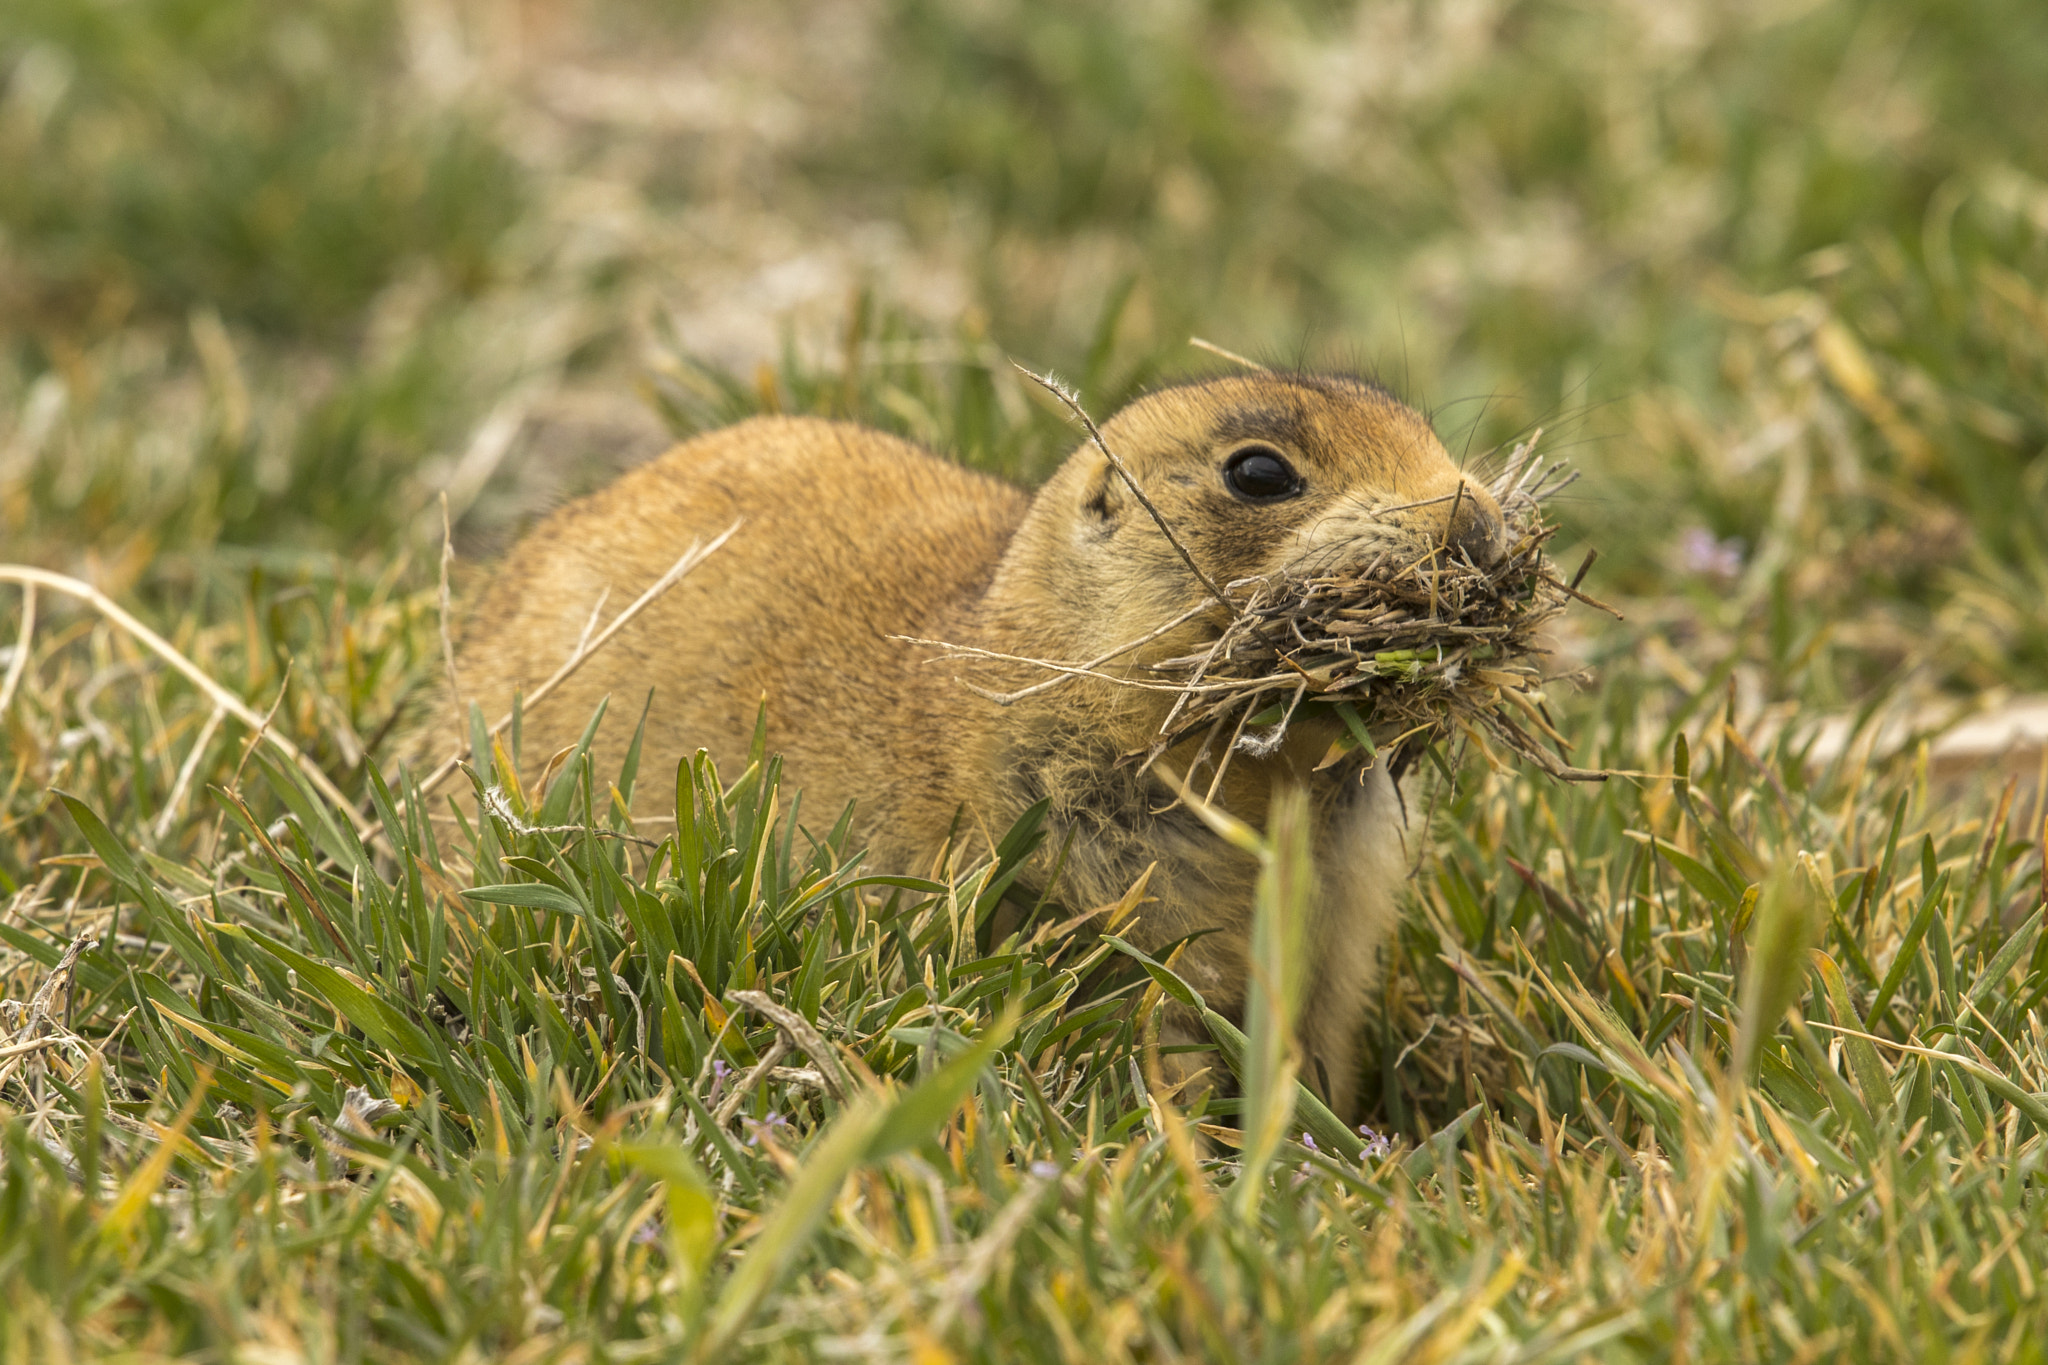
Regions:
[[1144, 432, 1614, 789], [897, 371, 1615, 794]]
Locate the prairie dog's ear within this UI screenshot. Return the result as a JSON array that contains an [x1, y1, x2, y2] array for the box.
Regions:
[[1080, 453, 1123, 525]]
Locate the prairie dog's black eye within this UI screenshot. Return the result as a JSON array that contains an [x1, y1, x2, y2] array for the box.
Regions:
[[1223, 445, 1304, 504]]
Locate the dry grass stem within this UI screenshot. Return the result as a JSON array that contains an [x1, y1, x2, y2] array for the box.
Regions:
[[0, 927, 100, 1088], [572, 587, 613, 656], [0, 567, 370, 833], [417, 521, 741, 795], [891, 636, 1254, 697], [438, 382, 550, 524], [893, 598, 1222, 706], [477, 784, 663, 847], [713, 1033, 793, 1126], [1011, 362, 1241, 616], [731, 989, 859, 1102], [151, 704, 228, 844], [1186, 336, 1270, 371], [0, 581, 35, 716], [438, 491, 463, 710]]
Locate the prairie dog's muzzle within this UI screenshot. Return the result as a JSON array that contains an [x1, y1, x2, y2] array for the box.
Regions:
[[1286, 476, 1508, 573], [1443, 479, 1508, 567]]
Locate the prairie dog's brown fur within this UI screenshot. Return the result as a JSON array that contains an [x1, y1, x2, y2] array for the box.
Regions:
[[428, 373, 1504, 1118]]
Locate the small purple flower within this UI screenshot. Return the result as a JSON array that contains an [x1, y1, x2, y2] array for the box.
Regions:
[[741, 1110, 790, 1147], [1300, 1131, 1319, 1152], [1678, 526, 1745, 581], [1029, 1160, 1060, 1179], [708, 1058, 732, 1104], [633, 1220, 664, 1246], [1357, 1124, 1394, 1160]]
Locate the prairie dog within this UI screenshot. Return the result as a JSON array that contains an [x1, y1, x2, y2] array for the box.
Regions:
[[432, 373, 1505, 1118]]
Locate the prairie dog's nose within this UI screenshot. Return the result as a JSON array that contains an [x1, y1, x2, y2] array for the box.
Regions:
[[1445, 483, 1507, 566]]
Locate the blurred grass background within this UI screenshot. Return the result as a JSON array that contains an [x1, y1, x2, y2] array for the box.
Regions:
[[5, 0, 2048, 1359], [5, 0, 2047, 691]]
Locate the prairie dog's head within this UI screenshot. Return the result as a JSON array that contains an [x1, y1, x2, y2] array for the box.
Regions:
[[988, 372, 1504, 660]]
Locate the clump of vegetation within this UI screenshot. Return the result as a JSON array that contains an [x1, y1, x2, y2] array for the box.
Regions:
[[7, 623, 2048, 1359], [4, 0, 2048, 1358], [1141, 433, 1594, 783]]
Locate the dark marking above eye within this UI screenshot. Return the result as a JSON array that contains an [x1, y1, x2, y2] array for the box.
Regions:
[[1211, 406, 1306, 450], [1223, 445, 1305, 504]]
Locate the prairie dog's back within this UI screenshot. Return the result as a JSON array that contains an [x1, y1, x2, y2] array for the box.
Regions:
[[441, 416, 1029, 854]]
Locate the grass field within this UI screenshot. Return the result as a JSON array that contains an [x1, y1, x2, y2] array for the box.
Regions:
[[5, 0, 2048, 1359]]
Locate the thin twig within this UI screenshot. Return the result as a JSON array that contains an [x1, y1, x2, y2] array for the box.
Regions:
[[1153, 626, 1234, 742], [151, 703, 227, 844], [1569, 547, 1599, 593], [1538, 570, 1625, 620], [227, 661, 294, 793], [1487, 429, 1544, 506], [1011, 362, 1241, 617], [439, 383, 548, 524], [1187, 336, 1270, 371], [1443, 480, 1468, 559], [1367, 489, 1467, 517], [0, 566, 370, 835], [0, 929, 99, 1089], [712, 1034, 792, 1126], [572, 587, 612, 657], [13, 928, 93, 1034], [0, 1034, 67, 1063], [891, 637, 1255, 697], [890, 597, 1220, 706], [438, 491, 463, 711], [477, 785, 664, 848], [417, 521, 740, 796], [197, 665, 295, 867], [730, 989, 858, 1102], [1204, 685, 1268, 805]]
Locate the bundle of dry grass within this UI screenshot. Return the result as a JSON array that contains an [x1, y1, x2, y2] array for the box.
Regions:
[[1140, 433, 1615, 788]]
